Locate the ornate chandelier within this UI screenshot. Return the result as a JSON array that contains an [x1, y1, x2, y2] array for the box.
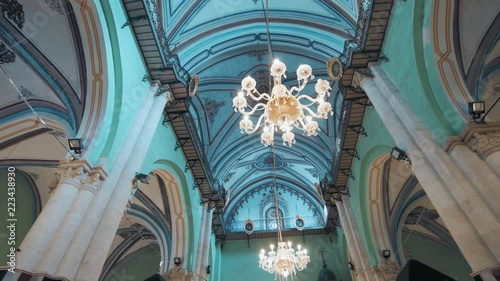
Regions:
[[232, 59, 333, 147], [259, 240, 310, 280]]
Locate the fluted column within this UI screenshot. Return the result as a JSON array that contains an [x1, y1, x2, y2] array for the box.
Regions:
[[194, 204, 208, 279], [12, 159, 90, 277], [74, 90, 170, 281], [354, 68, 500, 280], [55, 83, 159, 279], [34, 158, 107, 278]]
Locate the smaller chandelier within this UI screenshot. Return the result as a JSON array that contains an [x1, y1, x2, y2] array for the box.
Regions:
[[259, 241, 310, 280], [233, 59, 333, 147]]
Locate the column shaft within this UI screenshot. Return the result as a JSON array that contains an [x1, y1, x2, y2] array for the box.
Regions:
[[200, 209, 214, 280], [194, 204, 208, 278], [55, 84, 158, 279], [74, 92, 169, 281], [358, 74, 498, 276], [336, 200, 367, 281], [15, 160, 89, 273], [370, 65, 500, 259]]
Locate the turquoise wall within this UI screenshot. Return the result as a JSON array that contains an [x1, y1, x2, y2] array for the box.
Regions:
[[140, 117, 202, 271], [87, 0, 152, 166], [0, 169, 37, 264], [103, 247, 161, 281], [346, 106, 394, 265], [378, 0, 466, 144], [218, 234, 351, 281], [402, 233, 473, 281]]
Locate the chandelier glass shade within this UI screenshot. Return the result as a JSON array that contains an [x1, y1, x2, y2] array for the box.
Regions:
[[232, 59, 333, 147], [259, 241, 310, 280]]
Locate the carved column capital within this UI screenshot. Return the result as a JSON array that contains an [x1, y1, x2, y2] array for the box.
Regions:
[[447, 122, 500, 159], [374, 261, 402, 281], [51, 159, 92, 193]]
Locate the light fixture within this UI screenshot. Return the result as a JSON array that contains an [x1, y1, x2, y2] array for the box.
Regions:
[[233, 59, 333, 147], [173, 257, 181, 266], [206, 265, 211, 275], [468, 101, 485, 120], [135, 173, 151, 184], [390, 147, 407, 161], [382, 249, 391, 259], [348, 261, 355, 271], [232, 0, 333, 147], [258, 148, 310, 279], [68, 138, 82, 154]]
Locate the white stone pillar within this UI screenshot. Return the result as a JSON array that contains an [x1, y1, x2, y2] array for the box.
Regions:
[[74, 90, 170, 281], [194, 204, 208, 279], [34, 160, 107, 278], [55, 83, 159, 279], [459, 122, 500, 177], [445, 140, 500, 215], [13, 159, 90, 275], [199, 208, 214, 281], [355, 70, 499, 280], [369, 65, 500, 260], [335, 199, 367, 281]]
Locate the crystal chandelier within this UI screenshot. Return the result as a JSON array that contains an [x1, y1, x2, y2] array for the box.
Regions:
[[259, 240, 310, 280], [232, 59, 333, 147]]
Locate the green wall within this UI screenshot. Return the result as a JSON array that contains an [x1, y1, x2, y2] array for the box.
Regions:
[[219, 234, 351, 281], [402, 233, 473, 281], [0, 169, 37, 264], [378, 0, 466, 143], [103, 247, 161, 281]]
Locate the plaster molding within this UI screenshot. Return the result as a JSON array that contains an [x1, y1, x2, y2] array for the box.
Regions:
[[446, 122, 500, 159], [462, 123, 500, 159], [51, 159, 92, 193]]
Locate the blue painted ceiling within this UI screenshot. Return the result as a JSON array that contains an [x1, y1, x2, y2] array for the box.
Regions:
[[161, 0, 358, 232]]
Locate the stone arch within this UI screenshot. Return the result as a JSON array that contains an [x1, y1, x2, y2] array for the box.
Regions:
[[154, 169, 188, 269]]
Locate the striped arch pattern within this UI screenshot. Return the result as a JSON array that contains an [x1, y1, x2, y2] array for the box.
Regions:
[[154, 169, 187, 269]]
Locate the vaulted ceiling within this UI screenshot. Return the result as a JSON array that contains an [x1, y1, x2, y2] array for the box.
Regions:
[[156, 0, 358, 232]]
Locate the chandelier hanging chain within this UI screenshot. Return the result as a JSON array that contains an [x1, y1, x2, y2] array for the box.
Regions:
[[271, 144, 282, 242]]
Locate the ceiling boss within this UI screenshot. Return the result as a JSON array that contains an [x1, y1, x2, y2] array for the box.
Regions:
[[232, 59, 334, 147]]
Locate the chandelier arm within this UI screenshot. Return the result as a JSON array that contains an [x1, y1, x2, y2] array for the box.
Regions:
[[302, 106, 321, 118], [238, 103, 267, 116], [245, 114, 267, 134], [246, 91, 270, 101], [287, 81, 308, 96], [297, 94, 322, 104]]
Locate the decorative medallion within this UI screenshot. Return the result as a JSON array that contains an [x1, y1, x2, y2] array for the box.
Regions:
[[0, 0, 25, 29], [0, 42, 15, 64], [189, 74, 199, 97], [248, 49, 267, 62], [17, 86, 34, 99], [255, 152, 284, 169], [44, 0, 64, 15], [204, 98, 225, 124], [326, 57, 343, 81]]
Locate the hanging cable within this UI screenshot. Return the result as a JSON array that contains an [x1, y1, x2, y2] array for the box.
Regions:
[[0, 65, 77, 158]]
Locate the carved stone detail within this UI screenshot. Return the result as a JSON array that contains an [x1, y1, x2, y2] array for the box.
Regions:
[[0, 42, 15, 64], [0, 0, 25, 29], [374, 261, 402, 281], [44, 0, 64, 15], [50, 159, 92, 193], [467, 131, 500, 159]]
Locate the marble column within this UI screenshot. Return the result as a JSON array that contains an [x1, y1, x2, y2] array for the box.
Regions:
[[74, 90, 170, 281], [336, 195, 382, 281], [459, 122, 500, 178], [354, 69, 499, 280], [194, 204, 208, 280], [368, 65, 500, 260], [55, 83, 159, 279], [34, 159, 107, 278], [199, 208, 214, 281], [10, 159, 90, 278]]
